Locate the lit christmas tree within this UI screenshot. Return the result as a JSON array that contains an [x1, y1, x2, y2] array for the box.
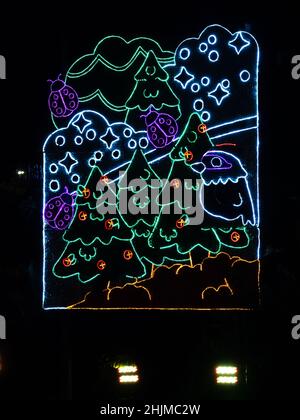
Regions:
[[125, 50, 180, 129], [53, 164, 146, 284]]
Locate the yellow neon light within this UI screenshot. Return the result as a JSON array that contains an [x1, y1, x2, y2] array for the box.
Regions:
[[216, 375, 238, 384], [119, 374, 139, 383], [201, 278, 233, 300], [68, 306, 253, 311], [216, 366, 238, 375], [176, 251, 259, 275], [105, 280, 152, 302], [67, 251, 259, 310], [118, 365, 138, 373]]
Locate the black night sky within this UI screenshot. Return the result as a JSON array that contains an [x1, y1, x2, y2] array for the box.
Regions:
[[0, 2, 299, 406]]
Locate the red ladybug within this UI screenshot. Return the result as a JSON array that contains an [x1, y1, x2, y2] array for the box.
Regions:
[[48, 74, 79, 118]]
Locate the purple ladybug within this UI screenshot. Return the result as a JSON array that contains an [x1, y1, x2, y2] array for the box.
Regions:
[[48, 74, 79, 118], [44, 187, 76, 230], [141, 108, 178, 148]]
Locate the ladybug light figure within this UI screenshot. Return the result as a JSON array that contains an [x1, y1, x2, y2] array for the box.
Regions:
[[44, 187, 76, 230], [142, 108, 178, 148], [48, 74, 79, 118]]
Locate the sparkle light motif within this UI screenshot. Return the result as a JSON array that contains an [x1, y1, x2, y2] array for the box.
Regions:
[[100, 127, 120, 149], [174, 66, 194, 89], [208, 83, 230, 106], [72, 113, 92, 133], [228, 32, 250, 54], [58, 152, 78, 174], [43, 24, 260, 310]]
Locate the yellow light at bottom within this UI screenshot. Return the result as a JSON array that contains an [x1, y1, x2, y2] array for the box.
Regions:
[[216, 366, 238, 375], [119, 374, 139, 383], [118, 365, 138, 374], [216, 375, 238, 384]]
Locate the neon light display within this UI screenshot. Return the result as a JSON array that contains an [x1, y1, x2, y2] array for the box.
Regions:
[[43, 24, 260, 310], [48, 75, 79, 118], [43, 187, 76, 230], [142, 108, 178, 148]]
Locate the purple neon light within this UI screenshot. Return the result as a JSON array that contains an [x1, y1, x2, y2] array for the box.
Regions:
[[48, 75, 79, 118], [44, 187, 76, 230], [141, 108, 178, 148], [202, 151, 233, 171]]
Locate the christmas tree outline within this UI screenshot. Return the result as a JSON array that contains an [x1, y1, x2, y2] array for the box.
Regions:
[[53, 163, 147, 283], [117, 148, 165, 235], [148, 156, 222, 259], [125, 50, 181, 127], [170, 112, 213, 162]]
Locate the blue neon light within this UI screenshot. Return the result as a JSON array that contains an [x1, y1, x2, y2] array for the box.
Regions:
[[174, 66, 195, 89], [228, 32, 250, 55], [208, 83, 230, 106]]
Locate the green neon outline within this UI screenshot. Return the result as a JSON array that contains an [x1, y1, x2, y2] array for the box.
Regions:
[[140, 253, 189, 267], [79, 246, 97, 261], [44, 26, 260, 307], [170, 112, 214, 162], [67, 36, 174, 77], [117, 149, 163, 230], [159, 227, 222, 255], [53, 235, 147, 283], [125, 49, 181, 121], [215, 226, 251, 249], [66, 36, 174, 113]]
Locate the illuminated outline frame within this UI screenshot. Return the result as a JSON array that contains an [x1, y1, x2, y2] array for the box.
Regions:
[[43, 24, 260, 310]]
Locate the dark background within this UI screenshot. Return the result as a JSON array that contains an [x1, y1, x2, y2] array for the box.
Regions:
[[0, 2, 299, 402]]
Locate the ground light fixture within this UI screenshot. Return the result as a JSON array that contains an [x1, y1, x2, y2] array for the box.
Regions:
[[215, 365, 238, 384], [116, 364, 139, 384]]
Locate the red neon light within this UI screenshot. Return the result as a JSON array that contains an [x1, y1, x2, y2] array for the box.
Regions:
[[97, 260, 106, 270], [123, 250, 134, 260], [62, 257, 72, 267], [104, 219, 115, 230], [78, 211, 88, 221], [231, 231, 240, 242], [100, 175, 109, 184], [216, 143, 237, 147], [170, 178, 181, 188], [82, 187, 91, 199], [176, 218, 186, 229], [184, 150, 194, 162], [197, 123, 207, 133]]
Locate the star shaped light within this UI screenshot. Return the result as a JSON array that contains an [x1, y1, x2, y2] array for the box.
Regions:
[[72, 113, 92, 133], [208, 83, 230, 106], [174, 67, 194, 89], [100, 127, 119, 149], [58, 152, 78, 174], [228, 32, 250, 55]]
